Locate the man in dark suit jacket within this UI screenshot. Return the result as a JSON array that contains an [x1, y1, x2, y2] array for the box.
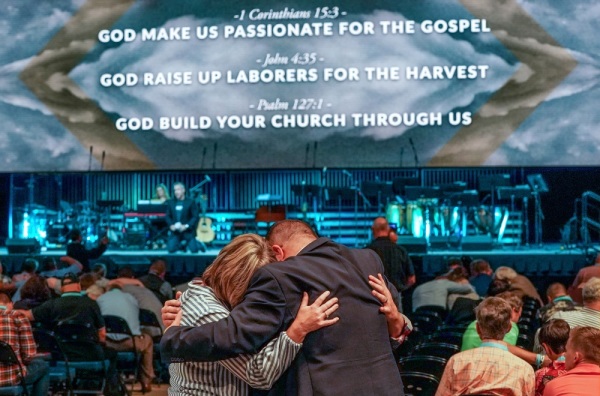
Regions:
[[161, 220, 404, 395], [165, 182, 201, 253]]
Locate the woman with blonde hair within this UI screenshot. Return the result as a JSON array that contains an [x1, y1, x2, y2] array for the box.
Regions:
[[168, 233, 339, 395], [152, 183, 170, 203]]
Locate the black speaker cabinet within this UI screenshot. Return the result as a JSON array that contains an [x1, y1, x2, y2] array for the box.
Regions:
[[397, 236, 428, 254], [6, 238, 41, 254], [462, 235, 493, 251]]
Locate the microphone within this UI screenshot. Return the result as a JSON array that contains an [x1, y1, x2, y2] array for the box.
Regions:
[[409, 138, 419, 167], [201, 146, 207, 169], [342, 169, 352, 177], [400, 147, 404, 167], [305, 143, 310, 167], [212, 143, 218, 169], [205, 175, 211, 182], [88, 146, 93, 172]]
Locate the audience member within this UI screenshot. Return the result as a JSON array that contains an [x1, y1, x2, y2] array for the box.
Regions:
[[495, 266, 543, 305], [120, 281, 165, 335], [436, 297, 535, 396], [366, 217, 415, 311], [0, 261, 16, 296], [97, 285, 155, 393], [11, 259, 40, 302], [23, 273, 106, 361], [532, 277, 600, 353], [79, 272, 97, 293], [39, 256, 83, 278], [412, 267, 475, 312], [445, 257, 464, 272], [549, 277, 600, 329], [0, 293, 49, 396], [11, 258, 38, 284], [571, 252, 600, 290], [461, 291, 523, 351], [85, 284, 105, 301], [92, 263, 110, 289], [444, 278, 511, 325], [13, 275, 52, 310], [470, 259, 494, 297], [535, 319, 569, 396], [138, 258, 173, 304], [108, 267, 144, 288], [66, 229, 108, 272], [539, 283, 580, 323], [447, 266, 480, 310], [543, 326, 600, 396]]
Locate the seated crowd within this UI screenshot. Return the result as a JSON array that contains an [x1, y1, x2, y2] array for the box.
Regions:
[[400, 253, 600, 396], [0, 256, 170, 396], [2, 236, 600, 396]]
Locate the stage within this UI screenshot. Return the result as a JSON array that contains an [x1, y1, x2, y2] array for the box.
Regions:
[[0, 243, 594, 290]]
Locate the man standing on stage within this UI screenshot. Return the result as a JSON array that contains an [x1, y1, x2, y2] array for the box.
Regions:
[[166, 182, 202, 253], [66, 230, 108, 272]]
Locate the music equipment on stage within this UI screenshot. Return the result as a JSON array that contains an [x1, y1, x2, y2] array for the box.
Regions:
[[137, 201, 167, 214], [396, 236, 427, 254], [6, 238, 41, 254], [196, 194, 215, 244]]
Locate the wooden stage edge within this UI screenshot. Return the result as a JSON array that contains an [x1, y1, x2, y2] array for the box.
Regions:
[[0, 243, 597, 287]]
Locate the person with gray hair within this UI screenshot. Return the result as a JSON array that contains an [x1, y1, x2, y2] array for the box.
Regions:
[[548, 277, 600, 330], [494, 265, 542, 305]]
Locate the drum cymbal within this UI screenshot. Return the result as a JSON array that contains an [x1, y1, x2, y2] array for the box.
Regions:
[[32, 208, 58, 216]]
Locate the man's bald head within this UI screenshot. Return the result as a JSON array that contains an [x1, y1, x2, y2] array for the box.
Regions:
[[372, 217, 390, 238], [266, 220, 318, 261]]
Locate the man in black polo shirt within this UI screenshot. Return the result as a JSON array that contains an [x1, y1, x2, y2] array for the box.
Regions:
[[21, 273, 124, 395], [23, 273, 106, 360], [366, 217, 416, 312]]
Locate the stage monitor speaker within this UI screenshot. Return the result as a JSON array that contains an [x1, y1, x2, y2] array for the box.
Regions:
[[5, 238, 41, 254], [462, 235, 493, 251], [429, 236, 449, 250], [397, 236, 427, 254]]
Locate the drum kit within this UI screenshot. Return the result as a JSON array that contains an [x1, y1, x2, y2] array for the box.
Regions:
[[383, 183, 510, 242], [15, 200, 125, 248]]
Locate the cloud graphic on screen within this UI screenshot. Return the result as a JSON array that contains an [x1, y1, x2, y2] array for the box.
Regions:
[[71, 11, 516, 143], [485, 0, 600, 166]]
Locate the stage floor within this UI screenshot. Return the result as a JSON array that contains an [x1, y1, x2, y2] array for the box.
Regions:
[[0, 242, 595, 288]]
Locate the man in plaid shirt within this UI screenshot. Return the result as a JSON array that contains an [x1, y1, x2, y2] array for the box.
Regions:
[[0, 293, 49, 395]]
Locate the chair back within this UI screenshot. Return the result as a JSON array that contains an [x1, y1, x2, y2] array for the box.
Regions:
[[103, 315, 134, 337], [398, 355, 447, 379], [138, 309, 161, 329], [413, 342, 459, 360], [54, 321, 104, 362], [0, 341, 28, 395], [33, 328, 68, 363], [400, 371, 439, 395]]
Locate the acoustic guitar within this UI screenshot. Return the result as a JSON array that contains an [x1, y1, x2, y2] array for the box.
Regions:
[[196, 194, 215, 243]]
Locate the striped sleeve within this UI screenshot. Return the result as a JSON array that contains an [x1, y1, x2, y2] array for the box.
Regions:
[[218, 331, 302, 389]]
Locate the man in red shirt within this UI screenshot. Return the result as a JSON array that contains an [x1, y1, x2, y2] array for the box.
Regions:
[[0, 293, 49, 395], [543, 326, 600, 396]]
